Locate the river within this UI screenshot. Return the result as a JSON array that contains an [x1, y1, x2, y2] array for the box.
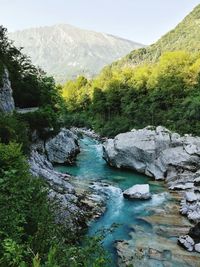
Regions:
[[55, 136, 198, 267]]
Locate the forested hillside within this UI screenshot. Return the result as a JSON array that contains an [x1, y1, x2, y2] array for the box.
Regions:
[[112, 4, 200, 69], [62, 4, 200, 137]]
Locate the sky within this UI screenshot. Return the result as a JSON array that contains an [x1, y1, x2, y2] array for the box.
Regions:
[[0, 0, 200, 45]]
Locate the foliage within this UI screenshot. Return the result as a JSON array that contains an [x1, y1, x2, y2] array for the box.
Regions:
[[113, 4, 200, 69], [0, 25, 109, 266], [62, 51, 200, 137], [0, 25, 64, 110], [0, 113, 30, 153], [0, 142, 109, 266], [19, 106, 62, 140]]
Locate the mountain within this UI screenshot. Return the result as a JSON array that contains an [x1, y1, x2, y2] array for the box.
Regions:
[[9, 24, 144, 82], [113, 4, 200, 68]]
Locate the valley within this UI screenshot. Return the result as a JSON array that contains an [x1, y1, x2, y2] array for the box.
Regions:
[[1, 3, 200, 267]]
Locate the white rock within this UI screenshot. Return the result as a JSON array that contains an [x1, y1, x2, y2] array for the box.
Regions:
[[178, 235, 195, 252], [194, 243, 200, 253], [45, 128, 80, 164], [103, 126, 200, 183], [123, 184, 151, 200], [185, 192, 198, 202]]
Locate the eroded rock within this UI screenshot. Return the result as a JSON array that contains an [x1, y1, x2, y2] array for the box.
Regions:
[[45, 128, 80, 164], [103, 126, 200, 184], [0, 67, 15, 113]]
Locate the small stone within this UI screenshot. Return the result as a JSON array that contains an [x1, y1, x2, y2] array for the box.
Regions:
[[178, 235, 194, 251], [185, 192, 197, 202], [194, 243, 200, 253]]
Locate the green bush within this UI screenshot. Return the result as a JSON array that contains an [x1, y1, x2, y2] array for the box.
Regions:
[[0, 113, 30, 153], [20, 107, 62, 140], [0, 142, 109, 266]]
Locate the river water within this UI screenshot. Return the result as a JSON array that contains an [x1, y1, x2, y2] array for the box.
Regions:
[[55, 137, 173, 265]]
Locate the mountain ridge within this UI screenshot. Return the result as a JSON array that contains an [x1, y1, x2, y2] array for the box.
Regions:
[[9, 24, 144, 82]]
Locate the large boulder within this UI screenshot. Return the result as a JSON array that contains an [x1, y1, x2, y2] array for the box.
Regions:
[[123, 184, 151, 200], [45, 128, 80, 164], [103, 126, 200, 185], [0, 68, 15, 113]]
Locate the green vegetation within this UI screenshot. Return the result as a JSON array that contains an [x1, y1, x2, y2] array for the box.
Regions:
[[62, 51, 200, 137], [0, 142, 109, 267], [0, 25, 67, 142], [1, 4, 200, 265], [0, 26, 109, 266], [113, 4, 200, 69]]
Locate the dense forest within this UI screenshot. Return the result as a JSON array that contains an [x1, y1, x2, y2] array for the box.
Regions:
[[0, 26, 108, 266], [62, 4, 200, 137], [62, 50, 200, 137]]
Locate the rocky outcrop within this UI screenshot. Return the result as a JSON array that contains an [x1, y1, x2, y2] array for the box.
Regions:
[[123, 184, 151, 200], [103, 126, 200, 201], [103, 126, 200, 255], [103, 126, 200, 185], [0, 67, 15, 113], [45, 128, 80, 164], [29, 146, 105, 232]]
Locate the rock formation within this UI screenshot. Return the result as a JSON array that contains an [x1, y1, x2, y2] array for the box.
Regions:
[[45, 128, 80, 164], [0, 67, 15, 113], [103, 126, 200, 185], [103, 126, 200, 253], [29, 128, 105, 232], [123, 184, 151, 200]]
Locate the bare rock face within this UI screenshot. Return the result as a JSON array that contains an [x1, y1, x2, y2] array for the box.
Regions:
[[103, 126, 200, 187], [0, 68, 15, 113], [29, 143, 105, 232], [123, 184, 151, 200], [45, 128, 80, 164]]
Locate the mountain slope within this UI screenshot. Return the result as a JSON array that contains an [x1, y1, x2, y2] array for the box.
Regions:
[[113, 4, 200, 68], [9, 24, 144, 82]]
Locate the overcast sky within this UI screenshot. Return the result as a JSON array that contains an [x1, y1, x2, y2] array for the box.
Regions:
[[1, 0, 200, 44]]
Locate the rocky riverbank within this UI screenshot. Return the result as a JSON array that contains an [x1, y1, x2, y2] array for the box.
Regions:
[[103, 126, 200, 257], [29, 128, 106, 234]]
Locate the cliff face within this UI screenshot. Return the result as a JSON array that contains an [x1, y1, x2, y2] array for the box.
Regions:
[[0, 68, 15, 113]]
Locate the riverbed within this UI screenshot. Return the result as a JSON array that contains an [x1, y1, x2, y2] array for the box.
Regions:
[[55, 137, 199, 267]]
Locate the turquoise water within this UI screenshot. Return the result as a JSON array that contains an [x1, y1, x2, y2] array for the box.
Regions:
[[55, 137, 167, 265]]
